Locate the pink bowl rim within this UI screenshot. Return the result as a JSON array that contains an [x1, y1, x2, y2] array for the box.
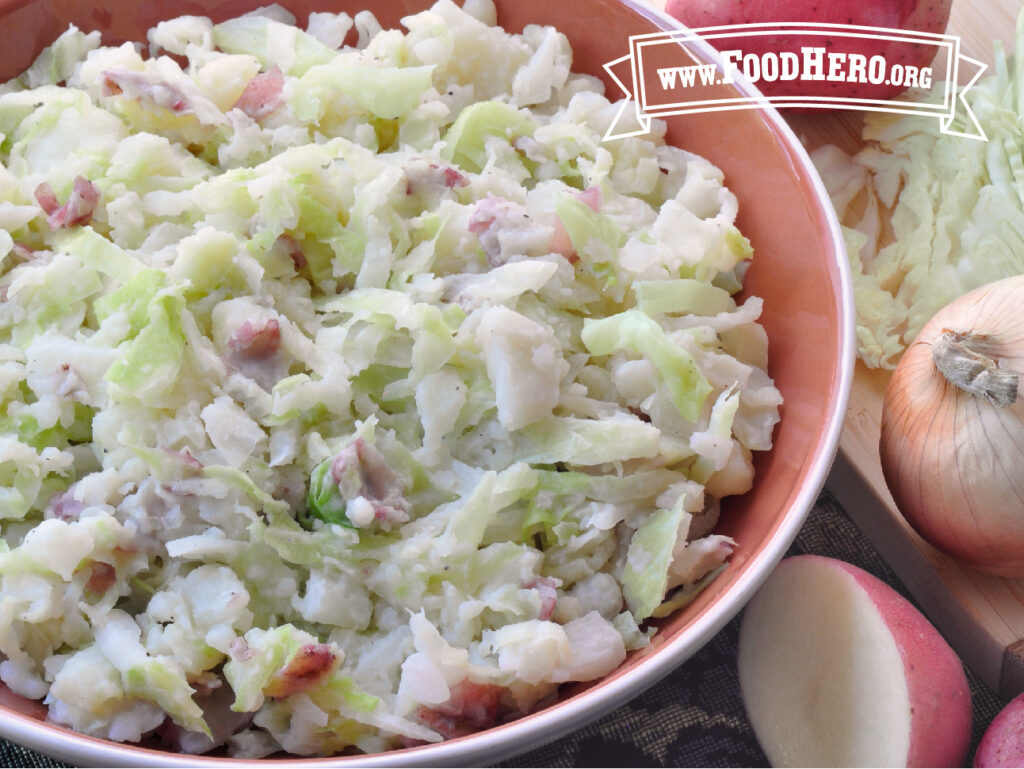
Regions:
[[0, 0, 856, 765]]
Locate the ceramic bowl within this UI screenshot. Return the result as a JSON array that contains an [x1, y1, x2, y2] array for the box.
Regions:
[[0, 0, 854, 765]]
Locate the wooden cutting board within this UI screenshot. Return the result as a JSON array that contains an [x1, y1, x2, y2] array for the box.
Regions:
[[641, 0, 1024, 699], [795, 0, 1024, 701]]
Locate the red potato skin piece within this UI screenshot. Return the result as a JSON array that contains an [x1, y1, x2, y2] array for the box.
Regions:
[[278, 234, 307, 270], [227, 318, 281, 359], [232, 68, 285, 120], [416, 680, 503, 739], [798, 555, 972, 768], [263, 643, 339, 699], [548, 186, 601, 264], [34, 183, 59, 214], [436, 164, 469, 189], [101, 69, 189, 112], [45, 489, 84, 521], [83, 561, 117, 596], [524, 577, 558, 621], [34, 176, 101, 230]]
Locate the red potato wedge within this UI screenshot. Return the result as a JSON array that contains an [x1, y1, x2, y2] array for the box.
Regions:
[[737, 555, 971, 767]]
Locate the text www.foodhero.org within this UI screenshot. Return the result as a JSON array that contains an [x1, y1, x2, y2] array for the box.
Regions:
[[658, 46, 934, 92]]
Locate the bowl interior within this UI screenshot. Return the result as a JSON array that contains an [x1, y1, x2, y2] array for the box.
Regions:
[[0, 0, 850, 764]]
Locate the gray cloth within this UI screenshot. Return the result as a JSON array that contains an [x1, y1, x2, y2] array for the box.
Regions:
[[0, 488, 1006, 768]]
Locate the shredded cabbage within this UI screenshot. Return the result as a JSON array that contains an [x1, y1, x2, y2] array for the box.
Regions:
[[0, 0, 782, 757], [812, 9, 1024, 368]]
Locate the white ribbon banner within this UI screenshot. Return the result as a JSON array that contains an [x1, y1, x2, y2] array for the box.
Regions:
[[603, 23, 987, 142]]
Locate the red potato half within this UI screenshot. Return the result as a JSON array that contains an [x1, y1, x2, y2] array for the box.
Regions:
[[737, 555, 971, 767], [975, 692, 1024, 767]]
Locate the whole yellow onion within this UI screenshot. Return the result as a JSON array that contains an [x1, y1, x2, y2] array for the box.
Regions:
[[880, 275, 1024, 576]]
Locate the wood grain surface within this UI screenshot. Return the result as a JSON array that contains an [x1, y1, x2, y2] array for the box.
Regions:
[[799, 0, 1024, 700], [643, 0, 1024, 698]]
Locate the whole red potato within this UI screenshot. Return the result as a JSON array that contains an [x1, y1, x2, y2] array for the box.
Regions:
[[975, 692, 1024, 767], [664, 0, 953, 102]]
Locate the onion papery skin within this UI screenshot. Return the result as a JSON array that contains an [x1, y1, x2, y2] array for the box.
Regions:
[[880, 275, 1024, 577]]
